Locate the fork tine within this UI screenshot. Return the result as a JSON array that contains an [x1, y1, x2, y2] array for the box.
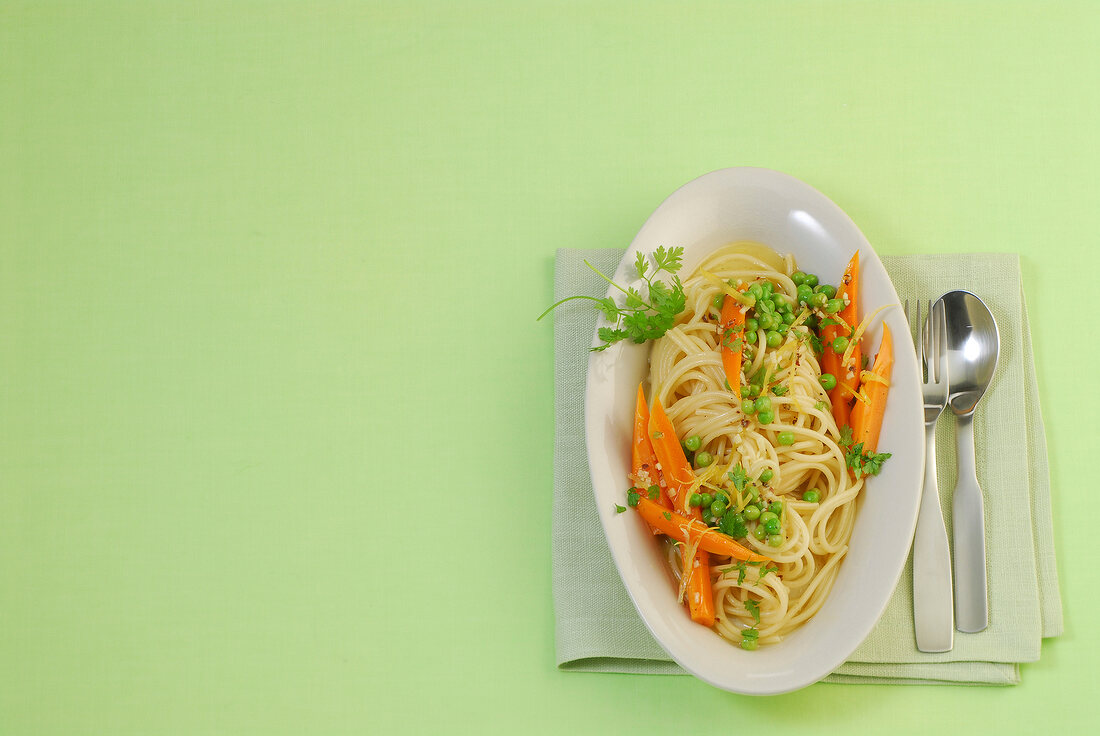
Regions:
[[917, 299, 926, 380]]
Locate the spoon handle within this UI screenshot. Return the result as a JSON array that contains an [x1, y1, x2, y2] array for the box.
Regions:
[[952, 412, 989, 632]]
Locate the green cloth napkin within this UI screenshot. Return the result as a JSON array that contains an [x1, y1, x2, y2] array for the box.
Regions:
[[552, 250, 1061, 687]]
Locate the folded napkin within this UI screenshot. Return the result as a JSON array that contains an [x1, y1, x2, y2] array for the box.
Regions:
[[552, 250, 1062, 686]]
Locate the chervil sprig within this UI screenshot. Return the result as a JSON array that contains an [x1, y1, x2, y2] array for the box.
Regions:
[[537, 247, 687, 351]]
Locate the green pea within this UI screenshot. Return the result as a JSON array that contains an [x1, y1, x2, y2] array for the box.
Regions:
[[832, 335, 849, 352], [740, 637, 758, 651], [815, 284, 837, 299], [771, 294, 789, 311], [782, 311, 795, 325], [759, 469, 774, 483], [804, 273, 819, 287], [759, 313, 778, 331], [777, 323, 789, 336], [695, 451, 713, 468], [740, 385, 753, 399], [802, 489, 821, 503], [700, 493, 713, 507], [759, 510, 778, 526], [777, 431, 795, 446], [753, 524, 768, 541], [689, 493, 703, 507], [716, 491, 730, 505], [756, 409, 774, 425], [792, 271, 807, 285], [819, 373, 837, 390], [765, 330, 782, 348], [768, 501, 783, 516], [744, 317, 759, 333], [713, 293, 725, 310], [796, 284, 814, 304], [763, 517, 781, 535], [748, 284, 764, 300], [741, 398, 756, 415], [825, 298, 845, 314], [684, 434, 702, 452], [711, 500, 726, 516], [809, 292, 828, 309], [767, 534, 784, 548], [702, 507, 714, 524], [743, 504, 761, 521], [754, 396, 771, 413]]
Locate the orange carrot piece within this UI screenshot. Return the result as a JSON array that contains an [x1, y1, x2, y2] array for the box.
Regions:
[[849, 324, 893, 454], [822, 252, 861, 429], [647, 399, 695, 510], [646, 399, 716, 625], [635, 497, 771, 563], [632, 384, 671, 535], [719, 292, 747, 394]]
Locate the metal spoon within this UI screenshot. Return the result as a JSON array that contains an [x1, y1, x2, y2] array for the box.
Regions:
[[938, 290, 999, 633]]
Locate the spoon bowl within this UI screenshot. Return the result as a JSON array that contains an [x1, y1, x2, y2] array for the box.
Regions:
[[941, 290, 1000, 415]]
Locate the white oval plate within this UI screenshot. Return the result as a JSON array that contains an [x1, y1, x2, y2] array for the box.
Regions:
[[584, 167, 923, 695]]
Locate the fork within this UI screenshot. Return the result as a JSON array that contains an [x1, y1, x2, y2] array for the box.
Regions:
[[909, 299, 955, 653]]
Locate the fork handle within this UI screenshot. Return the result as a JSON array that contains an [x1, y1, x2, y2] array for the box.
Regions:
[[952, 412, 989, 632], [913, 425, 954, 652]]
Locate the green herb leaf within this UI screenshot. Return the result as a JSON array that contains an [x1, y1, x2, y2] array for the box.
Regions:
[[727, 465, 751, 493], [839, 426, 892, 478], [614, 504, 626, 513], [626, 488, 641, 507], [652, 245, 684, 274], [662, 511, 672, 521], [744, 599, 761, 624]]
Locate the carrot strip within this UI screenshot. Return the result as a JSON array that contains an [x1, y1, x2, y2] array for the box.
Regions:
[[635, 497, 771, 563], [719, 291, 748, 394], [822, 252, 861, 429], [647, 399, 695, 508], [632, 384, 671, 535], [849, 324, 893, 454], [647, 399, 715, 625]]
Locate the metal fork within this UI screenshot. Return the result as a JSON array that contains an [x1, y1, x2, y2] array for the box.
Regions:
[[908, 299, 954, 653]]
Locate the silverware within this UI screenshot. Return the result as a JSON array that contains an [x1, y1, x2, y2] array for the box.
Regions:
[[908, 299, 954, 652], [939, 290, 999, 633]]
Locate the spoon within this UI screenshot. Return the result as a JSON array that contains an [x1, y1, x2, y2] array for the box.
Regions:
[[938, 290, 999, 633]]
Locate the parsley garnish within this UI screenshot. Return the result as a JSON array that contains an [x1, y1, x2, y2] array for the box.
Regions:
[[614, 504, 626, 514], [744, 599, 761, 624], [759, 564, 778, 581], [814, 401, 827, 411], [727, 465, 750, 493], [538, 247, 687, 352], [719, 512, 748, 540], [770, 385, 788, 396], [646, 485, 660, 501], [626, 488, 641, 507], [662, 511, 672, 521], [839, 426, 892, 478]]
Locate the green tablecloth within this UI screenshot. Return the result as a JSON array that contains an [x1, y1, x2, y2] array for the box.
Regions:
[[0, 2, 1091, 733]]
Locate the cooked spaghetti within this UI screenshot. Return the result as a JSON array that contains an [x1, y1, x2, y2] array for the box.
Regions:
[[637, 241, 890, 648]]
